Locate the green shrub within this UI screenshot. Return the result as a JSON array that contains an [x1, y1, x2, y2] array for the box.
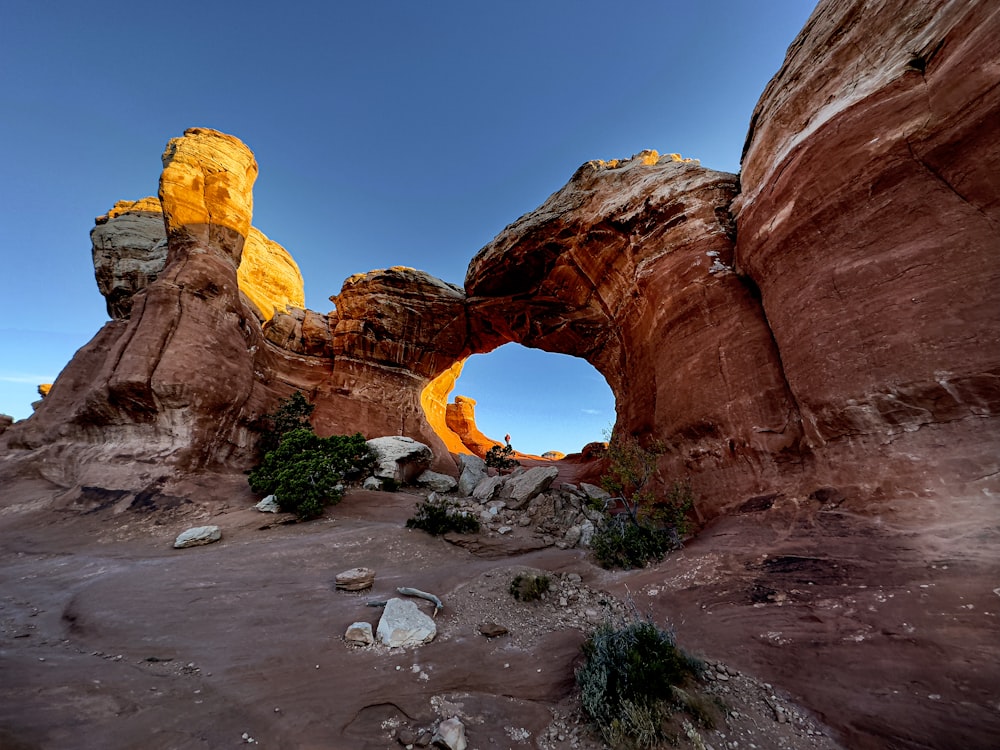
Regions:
[[577, 617, 703, 748], [485, 443, 519, 472], [591, 516, 679, 570], [509, 573, 550, 602], [380, 477, 400, 492], [248, 429, 375, 520], [258, 391, 315, 455], [406, 497, 480, 535]]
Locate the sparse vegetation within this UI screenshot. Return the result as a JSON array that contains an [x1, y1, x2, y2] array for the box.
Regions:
[[509, 573, 550, 602], [485, 443, 519, 472], [591, 431, 694, 569], [248, 393, 375, 520], [257, 390, 315, 455], [406, 496, 480, 536], [577, 613, 705, 748]]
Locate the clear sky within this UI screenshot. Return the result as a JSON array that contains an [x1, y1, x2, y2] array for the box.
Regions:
[[1, 1, 815, 456]]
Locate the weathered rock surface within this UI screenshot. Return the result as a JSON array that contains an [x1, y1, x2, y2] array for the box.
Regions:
[[500, 466, 559, 510], [732, 0, 1000, 497], [254, 495, 280, 513], [445, 395, 503, 457], [344, 621, 374, 646], [335, 567, 375, 591], [456, 453, 487, 496], [432, 717, 468, 750], [367, 436, 433, 483], [375, 597, 436, 648], [91, 198, 168, 319], [91, 197, 303, 322], [173, 525, 221, 549], [416, 470, 457, 494]]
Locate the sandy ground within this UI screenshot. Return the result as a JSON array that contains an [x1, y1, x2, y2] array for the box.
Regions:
[[0, 467, 997, 750]]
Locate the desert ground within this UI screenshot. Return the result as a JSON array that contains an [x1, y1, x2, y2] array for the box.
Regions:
[[1, 460, 997, 750]]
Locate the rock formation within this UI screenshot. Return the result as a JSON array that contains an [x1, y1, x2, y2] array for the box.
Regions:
[[92, 198, 304, 321], [732, 0, 1000, 500], [2, 0, 997, 523]]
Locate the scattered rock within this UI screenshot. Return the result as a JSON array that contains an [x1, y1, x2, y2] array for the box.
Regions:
[[344, 622, 374, 646], [478, 622, 509, 638], [432, 717, 467, 750], [456, 454, 487, 496], [471, 475, 503, 502], [376, 598, 437, 648], [335, 567, 376, 591], [579, 483, 610, 503], [173, 526, 222, 549], [366, 436, 433, 483], [254, 495, 281, 513], [416, 470, 457, 493], [362, 476, 382, 491], [501, 466, 559, 510]]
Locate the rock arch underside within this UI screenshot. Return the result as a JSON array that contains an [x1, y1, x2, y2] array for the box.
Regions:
[[1, 2, 999, 748]]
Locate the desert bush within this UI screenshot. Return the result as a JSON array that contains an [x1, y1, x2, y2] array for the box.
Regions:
[[248, 428, 374, 520], [484, 443, 519, 472], [509, 573, 550, 602], [258, 391, 315, 455], [590, 515, 678, 570], [406, 497, 480, 535], [577, 616, 703, 748]]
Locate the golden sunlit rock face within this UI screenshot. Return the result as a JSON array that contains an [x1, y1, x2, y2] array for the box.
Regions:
[[159, 127, 258, 260], [239, 228, 305, 318], [90, 199, 304, 321]]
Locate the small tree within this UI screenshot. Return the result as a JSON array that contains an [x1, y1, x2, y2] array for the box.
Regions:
[[485, 443, 519, 472], [258, 391, 315, 455], [591, 431, 693, 569], [249, 428, 374, 520]]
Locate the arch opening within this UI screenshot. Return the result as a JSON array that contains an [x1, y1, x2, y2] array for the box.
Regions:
[[422, 343, 616, 459]]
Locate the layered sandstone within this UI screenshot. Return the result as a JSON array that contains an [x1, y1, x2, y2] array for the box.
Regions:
[[444, 395, 504, 457], [465, 153, 799, 505], [734, 0, 1000, 495], [91, 197, 303, 321]]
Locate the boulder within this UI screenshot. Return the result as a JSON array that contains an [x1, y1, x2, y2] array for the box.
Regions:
[[579, 483, 610, 503], [0, 414, 13, 435], [416, 470, 457, 493], [471, 475, 504, 503], [456, 453, 487, 496], [335, 567, 375, 591], [344, 622, 374, 646], [366, 436, 433, 483], [173, 526, 221, 549], [375, 598, 436, 648], [362, 476, 382, 491], [254, 495, 280, 513], [500, 466, 559, 510]]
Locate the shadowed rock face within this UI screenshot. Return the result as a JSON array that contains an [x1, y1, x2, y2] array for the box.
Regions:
[[3, 0, 997, 521], [734, 0, 1000, 498]]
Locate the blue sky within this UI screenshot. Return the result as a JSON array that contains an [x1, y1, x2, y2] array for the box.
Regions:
[[1, 1, 815, 455]]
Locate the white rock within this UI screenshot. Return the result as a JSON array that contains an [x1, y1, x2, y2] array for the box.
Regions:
[[457, 454, 487, 496], [563, 525, 582, 546], [366, 436, 433, 483], [416, 470, 457, 493], [501, 466, 559, 510], [376, 598, 437, 648], [472, 475, 504, 502], [432, 717, 468, 750], [344, 622, 374, 646], [579, 519, 596, 547], [254, 495, 281, 513], [173, 526, 221, 549], [362, 476, 382, 491]]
